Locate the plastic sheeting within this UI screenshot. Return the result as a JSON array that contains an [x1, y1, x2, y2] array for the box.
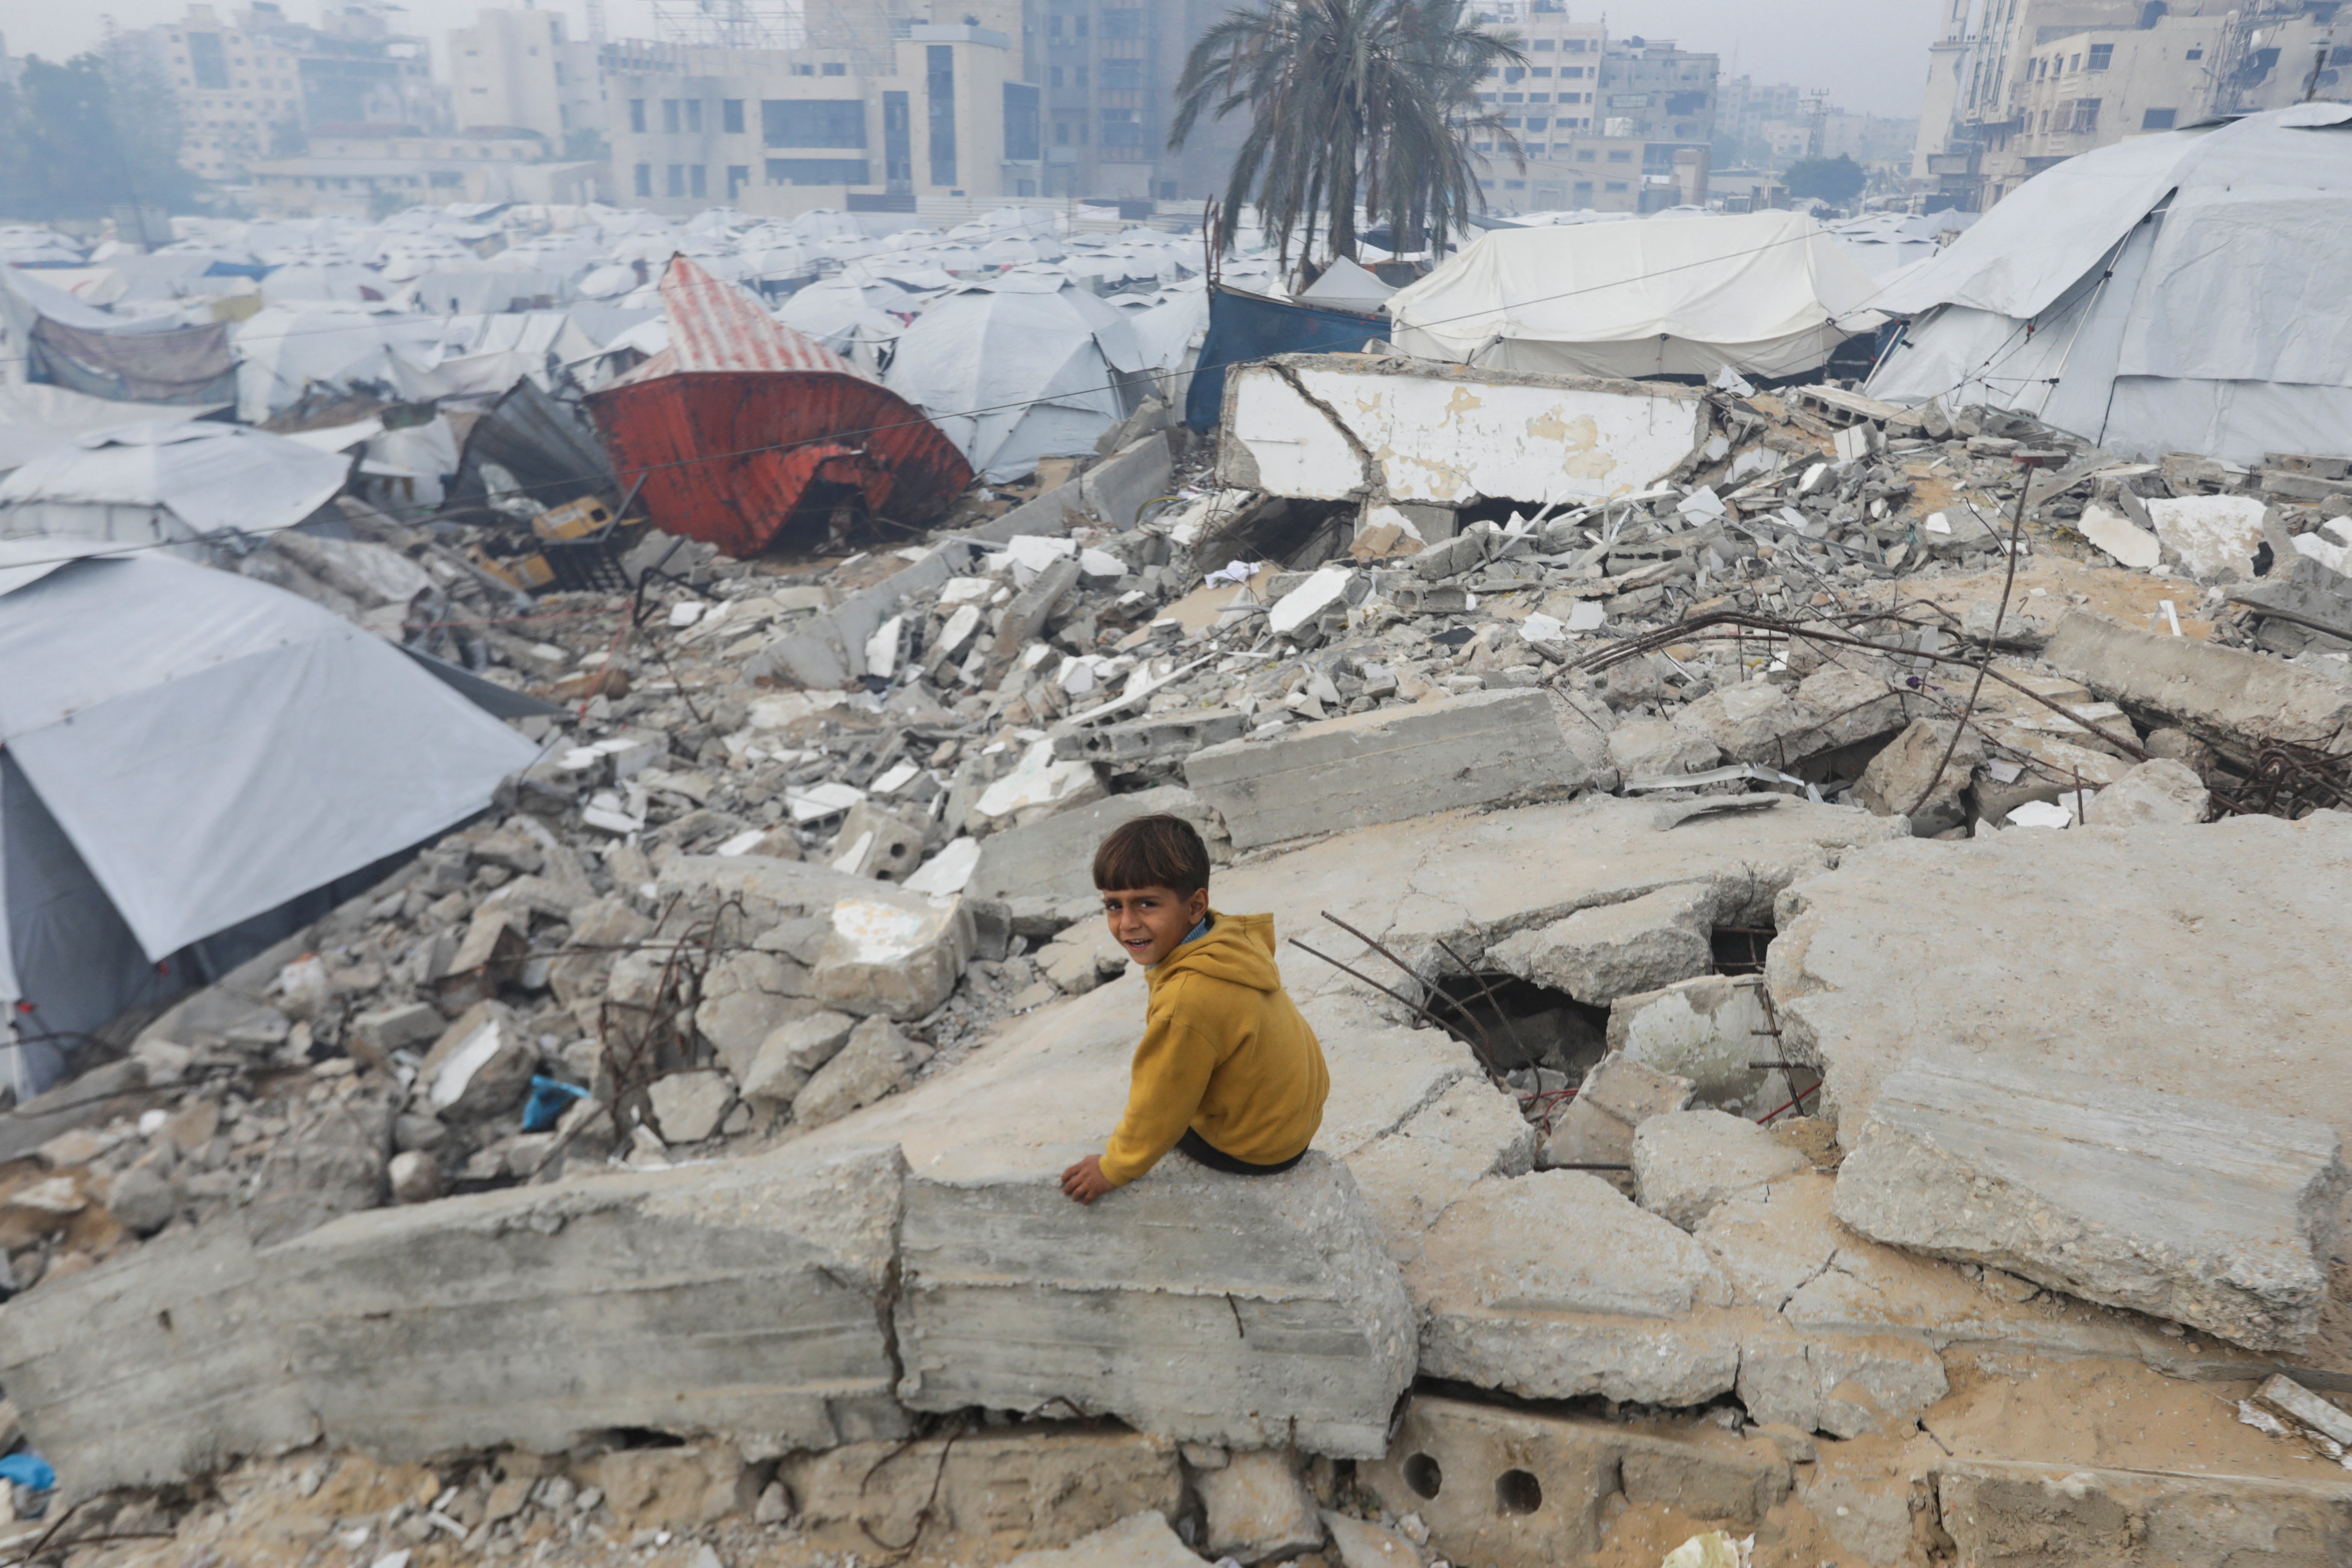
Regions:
[[0, 385, 221, 474], [1182, 284, 1386, 433], [0, 422, 350, 546], [0, 549, 538, 974], [885, 281, 1148, 481], [1384, 211, 1886, 380]]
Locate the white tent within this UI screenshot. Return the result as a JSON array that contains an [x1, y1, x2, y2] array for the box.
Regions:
[[0, 385, 223, 475], [0, 544, 541, 1092], [883, 278, 1148, 481], [1865, 105, 2352, 464], [1384, 210, 1887, 380], [0, 422, 350, 549], [1296, 257, 1397, 314]]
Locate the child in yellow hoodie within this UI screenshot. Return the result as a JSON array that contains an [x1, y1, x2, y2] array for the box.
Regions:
[[1060, 814, 1330, 1204]]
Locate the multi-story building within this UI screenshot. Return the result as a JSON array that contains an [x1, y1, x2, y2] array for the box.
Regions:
[[603, 22, 1045, 217], [1469, 7, 1716, 215], [447, 6, 606, 148], [127, 0, 445, 185], [1913, 0, 2346, 211]]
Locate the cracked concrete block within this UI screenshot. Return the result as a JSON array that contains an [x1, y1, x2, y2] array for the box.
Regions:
[[1633, 1109, 1808, 1231], [1609, 717, 1721, 780], [1488, 883, 1717, 1004], [1359, 1395, 1790, 1568], [892, 1150, 1414, 1457], [1851, 717, 1982, 836], [1002, 1511, 1201, 1568], [792, 1017, 933, 1130], [647, 1070, 735, 1144], [812, 891, 975, 1021], [1671, 681, 1806, 764], [1409, 1173, 1739, 1406], [1790, 666, 1912, 755], [1185, 689, 1584, 850], [693, 951, 816, 1079], [966, 785, 1228, 907], [1540, 1054, 1695, 1169], [2045, 610, 2352, 763], [1832, 1057, 2347, 1351], [1935, 1458, 2352, 1568], [1735, 1329, 1948, 1439], [1343, 1075, 1536, 1260], [741, 1010, 857, 1106], [1607, 976, 1789, 1117], [1324, 1511, 1427, 1568], [0, 1142, 913, 1495], [783, 1429, 1182, 1554], [2085, 756, 2211, 827], [1198, 1449, 1324, 1563]]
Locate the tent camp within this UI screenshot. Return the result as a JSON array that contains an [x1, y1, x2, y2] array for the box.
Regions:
[[1864, 105, 2352, 465], [0, 543, 542, 1093], [1384, 210, 1886, 381], [0, 422, 351, 549], [884, 278, 1150, 481]]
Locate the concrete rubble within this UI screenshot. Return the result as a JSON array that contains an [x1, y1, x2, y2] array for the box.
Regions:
[[0, 303, 2349, 1568]]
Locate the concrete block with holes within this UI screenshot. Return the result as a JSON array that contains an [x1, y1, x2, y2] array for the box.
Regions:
[[1359, 1395, 1792, 1568]]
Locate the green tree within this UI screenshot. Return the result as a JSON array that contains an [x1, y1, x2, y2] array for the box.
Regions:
[[1171, 0, 1523, 278], [1782, 154, 1865, 206], [0, 52, 199, 221]]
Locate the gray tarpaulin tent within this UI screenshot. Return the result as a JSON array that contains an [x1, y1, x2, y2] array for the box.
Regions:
[[1864, 104, 2352, 464], [0, 542, 541, 1093]]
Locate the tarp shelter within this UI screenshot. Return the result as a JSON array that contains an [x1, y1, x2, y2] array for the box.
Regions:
[[0, 543, 541, 1093], [886, 277, 1152, 481], [1295, 257, 1398, 314], [1384, 211, 1886, 381], [0, 266, 237, 406], [0, 422, 350, 549], [0, 384, 224, 475], [1864, 105, 2352, 465], [588, 255, 972, 554], [1181, 285, 1386, 434]]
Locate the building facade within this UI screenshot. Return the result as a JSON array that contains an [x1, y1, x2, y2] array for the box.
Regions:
[[1469, 8, 1717, 215], [447, 6, 606, 147], [245, 129, 602, 215], [1913, 0, 2346, 211], [128, 0, 446, 185]]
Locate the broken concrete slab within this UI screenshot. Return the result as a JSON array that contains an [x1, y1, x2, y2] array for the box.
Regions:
[[1410, 1173, 1741, 1406], [741, 1010, 857, 1107], [1197, 1449, 1324, 1563], [782, 1429, 1182, 1556], [2145, 493, 2268, 579], [1077, 431, 1174, 532], [1344, 1075, 1536, 1261], [1002, 1511, 1200, 1568], [1934, 1458, 2352, 1568], [1055, 709, 1248, 771], [811, 889, 976, 1021], [1185, 690, 1584, 850], [891, 1150, 1414, 1457], [2085, 756, 2212, 826], [1607, 976, 1789, 1118], [0, 1141, 913, 1496], [1851, 717, 1981, 836], [1488, 883, 1716, 1005], [964, 785, 1226, 907], [1633, 1110, 1808, 1231], [1608, 716, 1722, 780], [1832, 1057, 2347, 1351], [793, 1016, 933, 1129], [1541, 1054, 1696, 1170], [1768, 814, 2352, 1217], [1359, 1395, 1791, 1568], [1734, 1328, 1948, 1439], [2044, 610, 2352, 760]]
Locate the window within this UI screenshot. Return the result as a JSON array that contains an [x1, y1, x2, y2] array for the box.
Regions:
[[1527, 116, 1547, 129], [1607, 148, 1631, 161], [727, 163, 749, 195], [2088, 43, 2113, 70], [687, 163, 706, 195], [1075, 15, 1088, 35], [2068, 53, 2080, 71], [1048, 14, 1061, 34], [1604, 180, 1628, 191], [1055, 120, 1069, 143], [2141, 106, 2176, 129], [765, 157, 870, 184], [1003, 81, 1040, 159], [1102, 59, 1143, 89], [1531, 66, 1551, 77], [724, 98, 745, 133], [1101, 8, 1143, 37], [665, 163, 684, 195], [1576, 147, 1596, 161], [822, 62, 846, 75], [662, 98, 680, 132], [1050, 65, 1062, 85], [792, 62, 816, 75], [634, 162, 652, 194], [1563, 65, 1584, 77], [1502, 92, 1523, 102], [1529, 92, 1549, 101], [685, 99, 703, 132], [1074, 65, 1088, 85], [1504, 66, 1525, 83], [928, 44, 957, 185], [1533, 38, 1554, 50], [1501, 117, 1521, 127], [2185, 47, 2202, 59], [1101, 108, 1142, 145], [762, 99, 866, 146], [883, 89, 912, 186]]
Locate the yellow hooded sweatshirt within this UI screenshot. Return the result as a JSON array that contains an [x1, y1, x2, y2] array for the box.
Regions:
[[1098, 910, 1330, 1186]]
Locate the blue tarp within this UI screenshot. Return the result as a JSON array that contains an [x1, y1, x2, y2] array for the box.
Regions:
[[1182, 284, 1386, 432]]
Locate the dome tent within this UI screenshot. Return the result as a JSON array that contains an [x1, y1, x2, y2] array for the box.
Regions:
[[0, 543, 540, 1094], [1865, 105, 2352, 464]]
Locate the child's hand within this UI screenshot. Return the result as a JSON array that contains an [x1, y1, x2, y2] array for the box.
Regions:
[[1060, 1154, 1113, 1205]]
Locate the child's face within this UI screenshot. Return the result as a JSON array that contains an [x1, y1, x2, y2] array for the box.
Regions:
[[1100, 884, 1211, 967]]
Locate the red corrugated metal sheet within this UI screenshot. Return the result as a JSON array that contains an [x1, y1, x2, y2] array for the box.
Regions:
[[587, 253, 974, 557]]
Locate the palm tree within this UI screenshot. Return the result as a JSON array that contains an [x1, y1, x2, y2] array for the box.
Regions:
[[1170, 0, 1525, 281]]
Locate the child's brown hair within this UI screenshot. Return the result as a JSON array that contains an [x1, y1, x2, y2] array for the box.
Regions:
[[1092, 814, 1211, 896]]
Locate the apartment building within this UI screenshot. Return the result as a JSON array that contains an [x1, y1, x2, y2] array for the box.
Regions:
[[245, 127, 599, 215], [1914, 0, 2345, 211], [129, 0, 445, 183], [603, 24, 1044, 218], [447, 6, 606, 148], [1470, 7, 1717, 215]]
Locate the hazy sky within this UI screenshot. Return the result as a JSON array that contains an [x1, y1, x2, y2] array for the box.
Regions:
[[6, 0, 1945, 119]]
